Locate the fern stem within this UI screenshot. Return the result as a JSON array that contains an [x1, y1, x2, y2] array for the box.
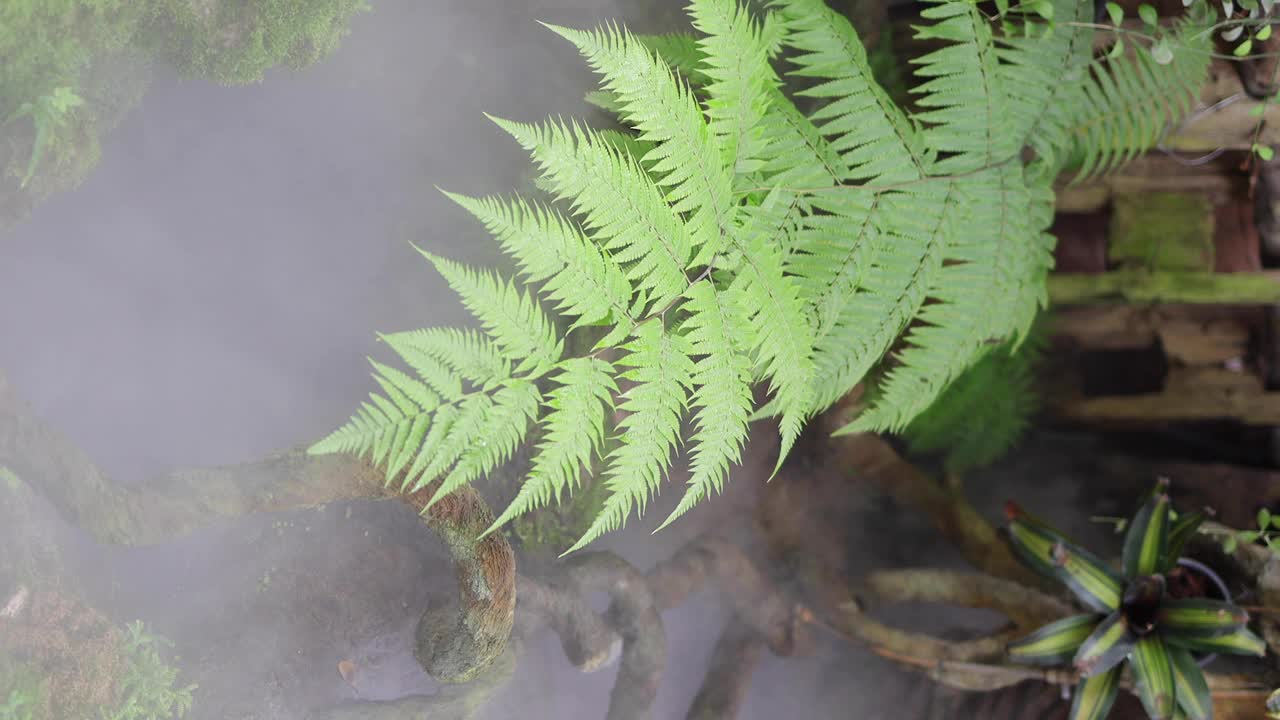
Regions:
[[732, 157, 1016, 197]]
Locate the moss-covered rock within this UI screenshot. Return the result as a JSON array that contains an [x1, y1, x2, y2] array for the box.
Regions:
[[0, 0, 368, 234], [144, 0, 369, 85], [1108, 191, 1215, 271]]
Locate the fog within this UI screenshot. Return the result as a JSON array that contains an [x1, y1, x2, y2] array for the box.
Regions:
[[0, 2, 1131, 718]]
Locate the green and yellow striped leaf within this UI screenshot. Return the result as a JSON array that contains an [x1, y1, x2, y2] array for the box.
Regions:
[[1165, 623, 1267, 657], [1167, 645, 1212, 720], [1165, 509, 1208, 571], [1073, 611, 1134, 677], [1006, 508, 1123, 613], [1123, 491, 1170, 580], [1008, 613, 1101, 666], [1131, 635, 1176, 720], [1068, 664, 1121, 720], [1157, 598, 1249, 638]]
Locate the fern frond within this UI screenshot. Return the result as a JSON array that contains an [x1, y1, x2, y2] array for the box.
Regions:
[[442, 192, 635, 342], [902, 324, 1044, 472], [546, 22, 734, 260], [756, 84, 850, 189], [493, 116, 693, 313], [847, 164, 1050, 432], [313, 0, 1210, 552], [808, 179, 956, 412], [1063, 8, 1212, 179], [790, 186, 882, 339], [660, 281, 754, 529], [405, 393, 493, 493], [911, 0, 1016, 174], [415, 250, 563, 375], [995, 0, 1094, 173], [485, 358, 617, 534], [381, 328, 509, 390], [635, 32, 709, 84], [777, 0, 927, 184], [689, 0, 777, 174], [377, 333, 465, 401], [568, 322, 694, 553], [729, 189, 815, 465], [426, 380, 542, 507]]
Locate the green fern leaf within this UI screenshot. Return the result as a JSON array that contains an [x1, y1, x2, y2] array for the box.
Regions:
[[636, 33, 709, 84], [567, 322, 694, 553], [903, 325, 1044, 472], [911, 0, 1017, 174], [1065, 12, 1212, 179], [400, 403, 458, 492], [689, 0, 776, 174], [777, 0, 927, 184], [486, 358, 617, 534], [406, 393, 493, 493], [492, 116, 693, 313], [729, 189, 815, 466], [847, 165, 1049, 432], [808, 180, 956, 412], [995, 0, 1094, 174], [442, 192, 635, 341], [660, 280, 754, 529], [381, 328, 508, 390], [545, 21, 734, 261], [426, 380, 542, 508], [414, 250, 563, 375]]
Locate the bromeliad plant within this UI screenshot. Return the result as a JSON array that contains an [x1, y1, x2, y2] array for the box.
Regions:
[[1005, 481, 1265, 720]]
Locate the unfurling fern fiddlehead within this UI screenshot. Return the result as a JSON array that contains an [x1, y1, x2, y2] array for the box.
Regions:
[[311, 0, 1212, 551]]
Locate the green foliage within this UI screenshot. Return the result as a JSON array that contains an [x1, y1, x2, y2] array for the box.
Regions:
[[100, 621, 196, 720], [901, 327, 1044, 473], [1216, 506, 1280, 555], [0, 467, 20, 492], [0, 0, 366, 223], [5, 88, 85, 188], [148, 0, 370, 85], [0, 687, 38, 720], [314, 0, 1214, 551], [0, 0, 146, 198], [1007, 481, 1264, 720]]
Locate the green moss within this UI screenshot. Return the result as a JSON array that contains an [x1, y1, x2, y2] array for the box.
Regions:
[[146, 0, 370, 85], [1108, 192, 1215, 271], [0, 663, 46, 720], [0, 468, 19, 492]]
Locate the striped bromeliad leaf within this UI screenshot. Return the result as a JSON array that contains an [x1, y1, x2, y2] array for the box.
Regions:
[[1123, 490, 1170, 579], [1131, 635, 1176, 720], [1068, 664, 1121, 720], [1167, 645, 1212, 720], [1006, 613, 1100, 665], [1156, 598, 1250, 637], [1072, 611, 1134, 677], [1005, 503, 1123, 613], [1164, 623, 1267, 656]]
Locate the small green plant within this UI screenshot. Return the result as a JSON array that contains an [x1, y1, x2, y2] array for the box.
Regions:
[[0, 687, 37, 720], [99, 621, 195, 720], [0, 467, 20, 492], [4, 87, 84, 189], [1005, 480, 1264, 720], [1207, 507, 1280, 556]]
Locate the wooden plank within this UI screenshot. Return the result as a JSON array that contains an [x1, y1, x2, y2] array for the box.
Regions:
[[1049, 270, 1280, 305], [1053, 388, 1280, 425]]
